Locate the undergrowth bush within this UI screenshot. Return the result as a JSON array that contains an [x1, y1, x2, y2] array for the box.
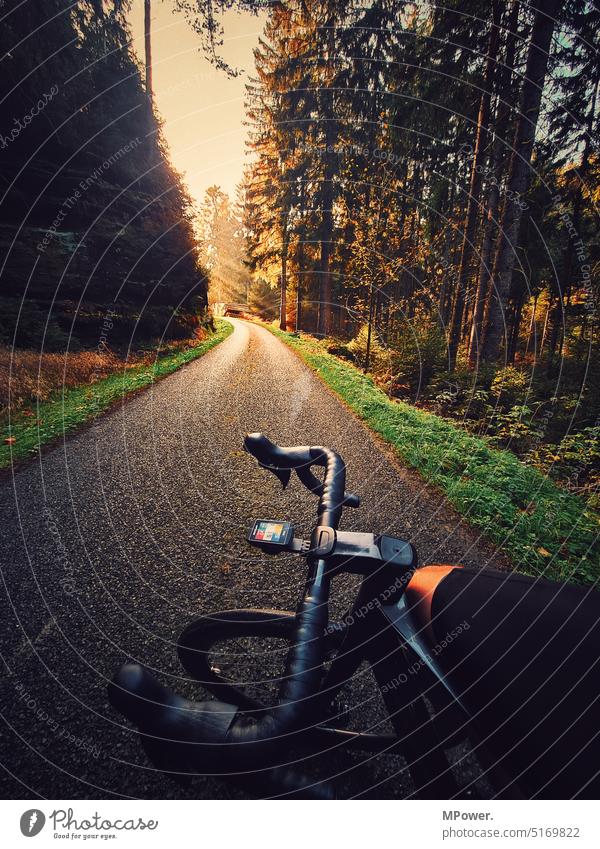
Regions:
[[490, 365, 530, 407], [387, 321, 447, 395], [346, 323, 390, 374]]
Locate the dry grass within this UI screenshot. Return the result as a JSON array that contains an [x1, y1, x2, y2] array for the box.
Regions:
[[0, 344, 181, 413], [0, 322, 232, 469], [0, 328, 212, 413]]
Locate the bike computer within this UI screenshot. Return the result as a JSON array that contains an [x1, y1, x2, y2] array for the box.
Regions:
[[248, 520, 294, 550]]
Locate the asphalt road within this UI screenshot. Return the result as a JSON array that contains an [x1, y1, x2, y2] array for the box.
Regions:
[[0, 319, 508, 799]]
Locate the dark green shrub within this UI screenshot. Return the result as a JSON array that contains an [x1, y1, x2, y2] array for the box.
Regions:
[[0, 298, 73, 351], [388, 320, 447, 395]]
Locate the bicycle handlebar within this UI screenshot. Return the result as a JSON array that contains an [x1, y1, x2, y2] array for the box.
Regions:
[[244, 432, 360, 513], [109, 434, 353, 781]]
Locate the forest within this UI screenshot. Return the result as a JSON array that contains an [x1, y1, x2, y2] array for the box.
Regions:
[[229, 0, 600, 509], [0, 0, 208, 355], [1, 0, 598, 518]]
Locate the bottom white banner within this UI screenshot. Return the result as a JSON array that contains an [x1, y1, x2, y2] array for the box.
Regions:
[[0, 800, 597, 848]]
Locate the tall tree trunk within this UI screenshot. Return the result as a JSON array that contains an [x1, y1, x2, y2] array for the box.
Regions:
[[447, 0, 501, 370], [365, 192, 386, 369], [481, 0, 563, 363], [317, 10, 337, 337], [144, 0, 152, 103], [365, 283, 375, 371], [468, 0, 520, 367], [507, 283, 526, 363], [295, 180, 308, 332], [295, 239, 303, 332], [525, 293, 538, 355], [436, 181, 456, 326], [280, 204, 290, 331], [468, 164, 501, 365], [317, 146, 334, 336], [540, 298, 552, 353], [506, 216, 530, 363], [280, 250, 288, 331], [546, 76, 598, 375], [545, 291, 563, 369]]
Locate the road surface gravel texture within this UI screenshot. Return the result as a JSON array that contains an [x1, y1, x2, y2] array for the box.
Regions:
[[0, 319, 508, 799]]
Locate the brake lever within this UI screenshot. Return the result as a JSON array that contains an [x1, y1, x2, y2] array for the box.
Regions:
[[242, 447, 290, 488], [258, 463, 291, 489]]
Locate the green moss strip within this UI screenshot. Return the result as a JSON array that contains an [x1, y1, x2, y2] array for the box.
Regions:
[[1, 319, 233, 469], [269, 326, 599, 584]]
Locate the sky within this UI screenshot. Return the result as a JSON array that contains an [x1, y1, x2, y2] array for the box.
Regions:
[[128, 1, 264, 206]]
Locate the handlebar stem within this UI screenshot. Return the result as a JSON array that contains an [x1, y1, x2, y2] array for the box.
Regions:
[[110, 434, 353, 770]]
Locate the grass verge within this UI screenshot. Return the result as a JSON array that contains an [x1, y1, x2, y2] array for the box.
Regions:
[[268, 326, 599, 584], [0, 319, 233, 469]]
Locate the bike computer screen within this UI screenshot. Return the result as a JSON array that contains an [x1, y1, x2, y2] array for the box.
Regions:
[[248, 520, 294, 547]]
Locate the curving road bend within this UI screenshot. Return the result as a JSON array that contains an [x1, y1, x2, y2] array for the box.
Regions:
[[0, 319, 508, 799]]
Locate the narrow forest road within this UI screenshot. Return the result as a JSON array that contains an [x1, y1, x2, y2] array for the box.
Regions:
[[0, 319, 508, 799]]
